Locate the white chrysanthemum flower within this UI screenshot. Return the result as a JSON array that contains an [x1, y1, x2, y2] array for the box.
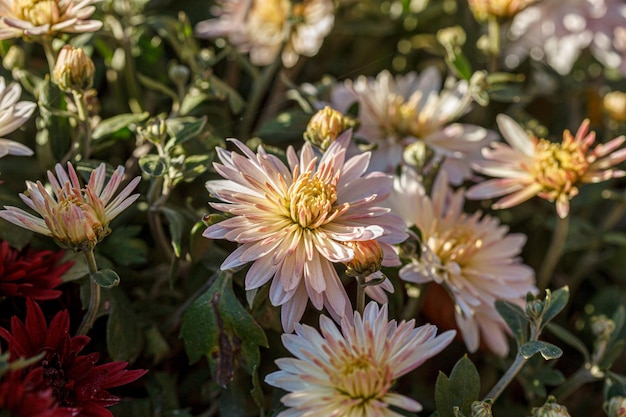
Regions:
[[195, 0, 335, 68], [0, 0, 103, 39], [0, 163, 141, 250], [203, 132, 407, 332], [330, 68, 492, 185], [505, 0, 626, 75], [392, 167, 536, 356], [0, 76, 36, 157], [466, 114, 626, 219], [265, 301, 456, 416]]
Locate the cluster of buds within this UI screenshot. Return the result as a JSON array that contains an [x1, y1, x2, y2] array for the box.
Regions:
[[468, 0, 536, 22], [52, 45, 95, 92], [303, 106, 357, 150]]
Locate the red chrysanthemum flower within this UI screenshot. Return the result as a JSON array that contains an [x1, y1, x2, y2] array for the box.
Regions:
[[0, 240, 72, 300], [0, 299, 147, 417], [0, 367, 78, 417]]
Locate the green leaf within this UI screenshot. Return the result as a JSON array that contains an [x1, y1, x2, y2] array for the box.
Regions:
[[180, 154, 212, 183], [520, 341, 563, 360], [610, 306, 626, 346], [435, 355, 480, 417], [106, 287, 145, 362], [546, 323, 590, 362], [137, 73, 178, 101], [180, 272, 268, 387], [159, 206, 186, 257], [93, 112, 150, 140], [541, 286, 570, 326], [599, 340, 626, 370], [98, 225, 149, 267], [208, 75, 245, 113], [139, 154, 169, 177], [90, 269, 120, 288], [496, 300, 529, 346], [165, 116, 207, 150]]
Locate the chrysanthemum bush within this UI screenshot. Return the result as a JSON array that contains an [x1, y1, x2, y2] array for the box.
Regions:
[[2, 0, 626, 416]]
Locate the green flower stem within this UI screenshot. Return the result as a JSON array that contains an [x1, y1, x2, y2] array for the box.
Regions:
[[356, 274, 367, 315], [41, 39, 57, 75], [485, 326, 539, 402], [72, 90, 92, 160], [537, 215, 570, 291], [240, 47, 283, 138], [550, 367, 597, 401], [485, 352, 527, 402], [487, 16, 501, 72], [77, 249, 102, 336]]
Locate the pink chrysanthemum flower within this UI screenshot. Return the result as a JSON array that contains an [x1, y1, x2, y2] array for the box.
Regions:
[[195, 0, 335, 68], [0, 76, 36, 158], [391, 168, 536, 356], [0, 0, 103, 40], [330, 68, 493, 185], [265, 301, 456, 416], [505, 0, 626, 75], [466, 114, 626, 218], [203, 132, 407, 332], [0, 162, 140, 250]]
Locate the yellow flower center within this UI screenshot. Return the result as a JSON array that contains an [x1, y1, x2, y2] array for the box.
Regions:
[[13, 0, 58, 27], [249, 0, 289, 38], [387, 94, 437, 140], [530, 136, 588, 201], [285, 172, 338, 229], [330, 352, 393, 405], [55, 190, 106, 248], [432, 224, 483, 270]]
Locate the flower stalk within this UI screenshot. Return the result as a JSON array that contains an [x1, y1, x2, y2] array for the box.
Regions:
[[538, 215, 569, 291], [77, 248, 101, 336]]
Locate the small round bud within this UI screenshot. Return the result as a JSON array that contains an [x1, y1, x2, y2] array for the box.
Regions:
[[53, 45, 95, 92], [530, 396, 571, 417], [437, 26, 467, 49], [605, 396, 626, 417], [590, 315, 615, 340], [604, 91, 626, 123], [403, 140, 433, 171], [304, 106, 356, 150], [468, 0, 536, 22], [138, 117, 167, 144], [3, 45, 25, 70], [169, 64, 191, 87], [471, 400, 493, 417], [525, 299, 544, 320], [344, 240, 384, 278]]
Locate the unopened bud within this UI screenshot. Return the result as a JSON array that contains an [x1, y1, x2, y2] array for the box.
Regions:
[[530, 396, 571, 417], [169, 64, 190, 87], [403, 140, 432, 170], [53, 45, 95, 92], [138, 117, 167, 144], [3, 45, 25, 70], [591, 315, 615, 340], [468, 0, 536, 22], [304, 106, 356, 150], [471, 400, 493, 417], [344, 240, 384, 278], [437, 26, 467, 49], [604, 91, 626, 123], [605, 396, 626, 417], [525, 299, 544, 320]]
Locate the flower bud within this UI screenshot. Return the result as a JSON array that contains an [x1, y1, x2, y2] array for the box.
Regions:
[[468, 0, 535, 22], [344, 240, 384, 278], [471, 400, 493, 417], [168, 64, 190, 87], [3, 45, 25, 70], [605, 396, 626, 417], [604, 91, 626, 123], [591, 315, 615, 341], [525, 299, 544, 320], [304, 106, 356, 150], [53, 45, 95, 92], [530, 396, 571, 417], [137, 117, 167, 144]]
